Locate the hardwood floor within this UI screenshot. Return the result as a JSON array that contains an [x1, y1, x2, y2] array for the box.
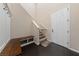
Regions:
[[19, 43, 79, 56], [0, 39, 21, 56]]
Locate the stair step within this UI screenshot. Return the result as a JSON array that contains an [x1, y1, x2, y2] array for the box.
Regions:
[[39, 33, 44, 36], [39, 31, 43, 34], [40, 37, 47, 42], [40, 39, 50, 47], [39, 35, 46, 39]]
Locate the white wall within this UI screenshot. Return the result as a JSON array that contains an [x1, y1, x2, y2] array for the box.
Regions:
[[0, 4, 10, 52], [37, 3, 69, 29], [21, 3, 36, 20], [21, 3, 79, 52], [8, 4, 33, 39], [37, 3, 79, 51], [70, 4, 79, 51], [38, 3, 79, 52], [21, 3, 68, 41], [37, 3, 69, 41]]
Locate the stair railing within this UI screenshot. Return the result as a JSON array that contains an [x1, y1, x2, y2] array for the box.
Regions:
[[32, 20, 48, 45], [32, 20, 40, 45], [37, 22, 48, 40]]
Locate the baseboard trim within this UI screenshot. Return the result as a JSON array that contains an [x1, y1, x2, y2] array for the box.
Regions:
[[51, 41, 79, 54], [68, 48, 79, 53], [0, 39, 10, 53]]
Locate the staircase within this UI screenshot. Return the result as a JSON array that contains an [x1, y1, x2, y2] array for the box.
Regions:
[[20, 20, 50, 47], [32, 20, 50, 47], [39, 29, 50, 47], [19, 28, 49, 47]]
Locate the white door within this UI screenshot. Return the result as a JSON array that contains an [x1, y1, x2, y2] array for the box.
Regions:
[[0, 4, 10, 52], [51, 8, 70, 48]]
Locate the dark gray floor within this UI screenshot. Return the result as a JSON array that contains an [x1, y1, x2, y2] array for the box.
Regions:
[[19, 43, 79, 56]]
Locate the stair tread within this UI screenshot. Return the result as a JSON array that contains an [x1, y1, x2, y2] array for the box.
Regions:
[[39, 33, 44, 36], [39, 35, 46, 39], [40, 37, 47, 42], [40, 40, 50, 47]]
